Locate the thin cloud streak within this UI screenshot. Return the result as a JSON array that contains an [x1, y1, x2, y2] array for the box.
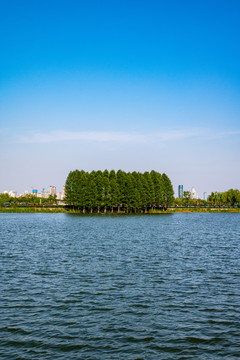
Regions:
[[18, 129, 204, 144], [19, 131, 147, 144]]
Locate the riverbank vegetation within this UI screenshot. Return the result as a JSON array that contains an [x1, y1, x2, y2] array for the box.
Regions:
[[208, 189, 240, 207], [0, 193, 58, 206], [0, 205, 65, 213], [0, 206, 239, 214], [174, 189, 240, 208], [1, 174, 239, 213], [65, 169, 174, 213]]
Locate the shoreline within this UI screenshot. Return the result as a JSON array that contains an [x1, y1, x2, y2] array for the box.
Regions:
[[0, 207, 239, 214]]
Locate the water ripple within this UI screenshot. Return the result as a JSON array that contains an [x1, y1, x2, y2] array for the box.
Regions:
[[0, 213, 240, 359]]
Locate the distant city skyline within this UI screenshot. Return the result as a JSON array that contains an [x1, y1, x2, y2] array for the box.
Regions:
[[2, 185, 65, 200], [1, 1, 240, 196], [1, 182, 207, 201]]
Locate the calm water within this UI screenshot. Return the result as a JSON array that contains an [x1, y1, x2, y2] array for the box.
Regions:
[[0, 213, 240, 359]]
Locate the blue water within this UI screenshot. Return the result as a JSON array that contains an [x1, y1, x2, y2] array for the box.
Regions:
[[0, 213, 239, 359]]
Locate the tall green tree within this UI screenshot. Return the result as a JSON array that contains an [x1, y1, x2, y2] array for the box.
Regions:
[[109, 170, 119, 213], [117, 170, 126, 212], [102, 169, 110, 212], [86, 171, 97, 213], [162, 173, 174, 205], [95, 170, 103, 213]]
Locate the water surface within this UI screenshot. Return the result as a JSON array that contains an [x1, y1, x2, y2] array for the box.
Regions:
[[0, 213, 239, 359]]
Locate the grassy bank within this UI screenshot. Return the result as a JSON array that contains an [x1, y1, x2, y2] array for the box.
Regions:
[[0, 206, 66, 213], [0, 206, 240, 214], [151, 207, 240, 213]]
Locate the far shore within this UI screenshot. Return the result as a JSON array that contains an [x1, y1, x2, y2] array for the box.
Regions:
[[0, 206, 240, 214]]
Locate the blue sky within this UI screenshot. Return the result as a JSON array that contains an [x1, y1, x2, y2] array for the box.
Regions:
[[0, 0, 240, 197]]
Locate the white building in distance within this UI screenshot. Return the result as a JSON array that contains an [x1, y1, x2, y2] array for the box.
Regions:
[[49, 186, 56, 196], [56, 192, 62, 200], [5, 190, 17, 197], [190, 187, 198, 199]]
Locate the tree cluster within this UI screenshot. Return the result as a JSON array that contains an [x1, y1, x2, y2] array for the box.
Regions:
[[65, 169, 174, 213], [208, 189, 240, 206]]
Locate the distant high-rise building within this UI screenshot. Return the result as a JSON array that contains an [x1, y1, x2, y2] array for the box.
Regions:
[[190, 187, 198, 199], [178, 185, 183, 198], [203, 192, 207, 201], [56, 192, 62, 200], [49, 186, 56, 196]]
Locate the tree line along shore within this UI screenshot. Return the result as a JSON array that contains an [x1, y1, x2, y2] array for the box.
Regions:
[[0, 205, 239, 214], [1, 169, 239, 213]]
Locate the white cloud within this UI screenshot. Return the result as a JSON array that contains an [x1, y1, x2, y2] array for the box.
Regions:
[[19, 130, 146, 143], [152, 129, 202, 141], [18, 129, 203, 144]]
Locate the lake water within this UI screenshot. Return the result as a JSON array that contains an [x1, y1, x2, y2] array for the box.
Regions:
[[0, 213, 239, 359]]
